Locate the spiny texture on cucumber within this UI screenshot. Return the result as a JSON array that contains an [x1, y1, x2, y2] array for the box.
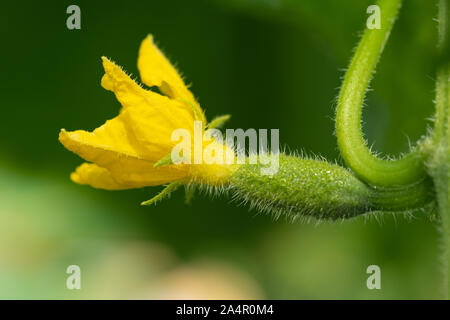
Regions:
[[229, 154, 374, 221]]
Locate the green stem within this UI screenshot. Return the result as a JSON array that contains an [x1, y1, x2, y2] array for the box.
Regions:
[[426, 0, 449, 299], [429, 64, 449, 298], [369, 178, 434, 212], [444, 62, 450, 299], [438, 64, 450, 299], [336, 0, 425, 187]]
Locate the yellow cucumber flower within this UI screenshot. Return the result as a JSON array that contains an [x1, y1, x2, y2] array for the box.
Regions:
[[59, 35, 236, 204], [57, 37, 424, 220]]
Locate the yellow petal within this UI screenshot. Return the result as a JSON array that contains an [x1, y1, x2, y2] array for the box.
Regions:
[[60, 56, 201, 187], [138, 35, 192, 101], [101, 59, 197, 159], [100, 57, 198, 137], [71, 163, 146, 190], [120, 102, 195, 160], [138, 35, 206, 124], [101, 57, 170, 110], [59, 115, 189, 186]]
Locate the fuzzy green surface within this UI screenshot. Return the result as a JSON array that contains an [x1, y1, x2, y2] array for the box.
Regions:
[[426, 63, 450, 298], [229, 154, 373, 221], [335, 0, 426, 187]]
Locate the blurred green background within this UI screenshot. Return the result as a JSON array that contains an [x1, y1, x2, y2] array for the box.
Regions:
[[0, 0, 443, 299]]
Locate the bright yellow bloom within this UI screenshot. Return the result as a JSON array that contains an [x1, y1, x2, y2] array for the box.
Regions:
[[59, 35, 236, 198]]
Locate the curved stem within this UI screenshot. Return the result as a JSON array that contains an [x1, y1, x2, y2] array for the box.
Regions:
[[336, 0, 425, 187]]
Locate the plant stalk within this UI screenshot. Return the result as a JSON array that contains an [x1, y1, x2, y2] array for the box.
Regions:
[[428, 0, 450, 299], [336, 0, 426, 187]]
